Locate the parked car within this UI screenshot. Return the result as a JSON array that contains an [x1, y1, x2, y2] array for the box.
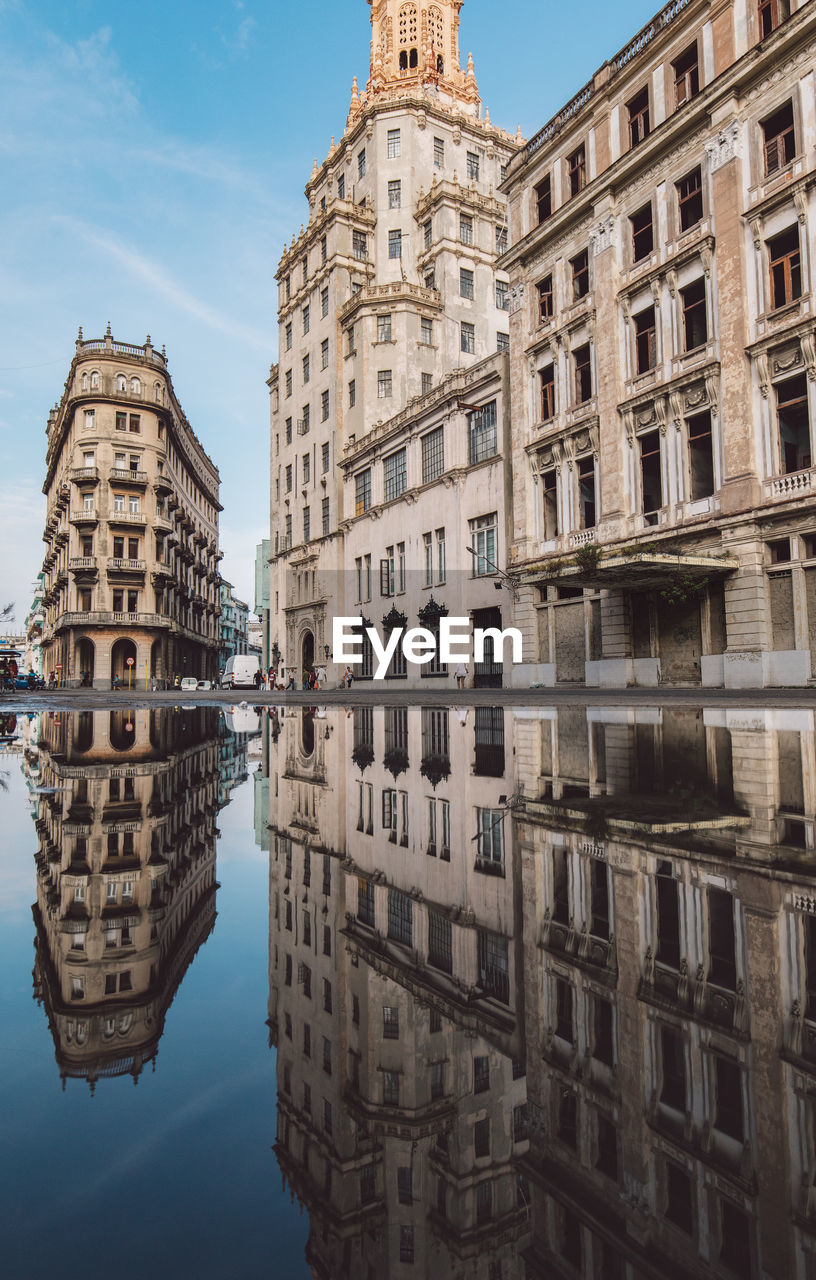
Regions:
[[220, 655, 261, 689], [180, 677, 198, 693], [197, 679, 213, 690]]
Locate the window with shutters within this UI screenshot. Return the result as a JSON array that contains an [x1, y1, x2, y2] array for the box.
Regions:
[[768, 225, 802, 309], [537, 274, 553, 323], [762, 101, 795, 176], [535, 173, 552, 221], [571, 249, 589, 300], [673, 44, 699, 106], [777, 374, 811, 473], [631, 203, 654, 261], [634, 306, 657, 373], [628, 87, 650, 147], [681, 278, 708, 350], [677, 167, 703, 231]]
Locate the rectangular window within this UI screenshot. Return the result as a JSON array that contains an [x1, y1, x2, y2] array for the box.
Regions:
[[302, 506, 310, 542], [388, 230, 402, 259], [707, 887, 737, 989], [656, 861, 681, 967], [302, 305, 310, 334], [759, 0, 790, 38], [677, 167, 703, 231], [471, 512, 497, 574], [428, 909, 452, 972], [422, 372, 433, 393], [320, 235, 327, 264], [555, 977, 574, 1042], [537, 274, 553, 322], [496, 225, 508, 254], [434, 136, 444, 166], [322, 441, 330, 472], [302, 453, 311, 484], [628, 87, 650, 147], [461, 321, 475, 354], [634, 305, 657, 373], [284, 323, 292, 350], [763, 101, 795, 176], [578, 456, 596, 528], [384, 448, 407, 501], [337, 173, 345, 199], [460, 214, 474, 245], [542, 468, 558, 538], [378, 369, 393, 398], [777, 374, 810, 473], [399, 1226, 414, 1265], [466, 150, 480, 180], [681, 278, 708, 349], [285, 370, 292, 397], [539, 365, 556, 421], [387, 128, 401, 158], [423, 531, 433, 586], [388, 179, 401, 209], [631, 203, 654, 261], [397, 1167, 413, 1205], [436, 527, 446, 582], [423, 219, 432, 250], [285, 417, 292, 443], [688, 410, 715, 499], [321, 286, 329, 317], [420, 316, 433, 344], [496, 279, 509, 310], [661, 1025, 687, 1109], [535, 173, 552, 222], [673, 43, 700, 106], [592, 995, 615, 1066], [665, 1162, 694, 1234], [768, 225, 802, 309], [387, 888, 413, 946], [302, 354, 310, 383], [358, 148, 366, 177], [377, 313, 392, 342], [474, 1055, 490, 1094], [128, 415, 140, 433], [497, 331, 509, 352], [567, 145, 586, 197], [348, 378, 356, 407], [574, 344, 592, 402], [422, 426, 445, 483], [640, 430, 663, 515], [571, 249, 589, 300], [322, 496, 330, 536], [460, 267, 474, 300], [321, 338, 329, 369], [476, 808, 504, 867], [355, 468, 371, 515], [353, 230, 367, 260], [714, 1056, 744, 1140], [321, 389, 329, 421], [474, 1117, 490, 1158], [383, 1006, 400, 1039], [596, 1115, 618, 1180]]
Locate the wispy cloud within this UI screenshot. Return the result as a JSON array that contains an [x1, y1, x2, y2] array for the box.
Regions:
[[54, 217, 270, 351]]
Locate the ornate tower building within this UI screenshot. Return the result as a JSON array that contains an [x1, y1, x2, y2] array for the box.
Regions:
[[268, 0, 521, 681]]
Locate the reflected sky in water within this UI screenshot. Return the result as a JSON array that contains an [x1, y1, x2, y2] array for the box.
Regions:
[[1, 701, 815, 1279]]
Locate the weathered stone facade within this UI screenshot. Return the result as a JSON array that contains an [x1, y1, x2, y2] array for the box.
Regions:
[[502, 0, 816, 687], [40, 328, 222, 688]]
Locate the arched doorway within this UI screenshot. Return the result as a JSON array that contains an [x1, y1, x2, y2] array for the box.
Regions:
[[301, 630, 314, 682], [301, 707, 315, 758], [77, 638, 95, 689], [110, 638, 137, 688], [109, 709, 136, 751]]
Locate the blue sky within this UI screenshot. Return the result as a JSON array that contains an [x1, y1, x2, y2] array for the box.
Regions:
[[0, 0, 656, 625]]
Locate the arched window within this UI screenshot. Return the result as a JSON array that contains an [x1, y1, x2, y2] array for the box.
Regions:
[[409, 48, 418, 68], [81, 373, 88, 391], [116, 373, 126, 392], [437, 55, 444, 74], [399, 49, 408, 70], [154, 382, 162, 402], [90, 371, 99, 389], [131, 376, 141, 395]]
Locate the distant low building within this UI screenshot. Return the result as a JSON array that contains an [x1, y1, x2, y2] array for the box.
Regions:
[[218, 579, 250, 667]]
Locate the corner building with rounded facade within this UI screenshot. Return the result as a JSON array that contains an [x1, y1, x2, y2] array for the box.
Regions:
[[40, 328, 222, 688]]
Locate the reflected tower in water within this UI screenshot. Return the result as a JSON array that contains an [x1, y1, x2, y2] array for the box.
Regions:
[[267, 703, 529, 1278], [31, 706, 222, 1089]]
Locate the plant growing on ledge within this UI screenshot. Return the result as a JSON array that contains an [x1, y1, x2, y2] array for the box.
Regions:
[[419, 754, 451, 790], [383, 747, 409, 779], [351, 742, 375, 772], [575, 543, 601, 576], [659, 572, 708, 607]]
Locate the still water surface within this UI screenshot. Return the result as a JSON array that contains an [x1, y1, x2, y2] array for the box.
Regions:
[[0, 701, 813, 1279]]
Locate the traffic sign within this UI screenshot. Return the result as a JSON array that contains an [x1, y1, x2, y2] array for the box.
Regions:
[[126, 657, 135, 666]]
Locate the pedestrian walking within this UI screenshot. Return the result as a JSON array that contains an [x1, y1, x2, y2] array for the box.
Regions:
[[454, 662, 469, 690]]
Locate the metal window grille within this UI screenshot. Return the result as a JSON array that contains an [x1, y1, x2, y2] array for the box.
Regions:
[[358, 877, 375, 927], [387, 888, 413, 946], [466, 151, 480, 180], [478, 929, 509, 1003], [322, 497, 330, 536], [460, 215, 473, 245], [377, 314, 392, 341], [388, 179, 401, 208], [378, 369, 393, 398], [469, 401, 497, 463], [389, 230, 402, 259], [460, 268, 474, 300], [422, 427, 444, 483], [423, 707, 449, 757], [428, 910, 452, 972], [384, 448, 406, 500], [355, 469, 371, 515], [387, 128, 401, 158], [353, 230, 367, 260], [383, 1006, 399, 1039], [461, 321, 475, 354]]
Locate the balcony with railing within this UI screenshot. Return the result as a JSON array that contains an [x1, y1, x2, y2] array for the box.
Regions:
[[764, 464, 815, 502], [70, 507, 98, 525], [70, 466, 99, 483], [110, 468, 148, 487], [107, 510, 148, 527], [107, 558, 146, 574], [638, 948, 749, 1037], [68, 557, 97, 573]]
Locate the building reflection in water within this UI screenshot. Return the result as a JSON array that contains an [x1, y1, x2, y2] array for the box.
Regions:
[[30, 706, 239, 1091], [265, 702, 816, 1280]]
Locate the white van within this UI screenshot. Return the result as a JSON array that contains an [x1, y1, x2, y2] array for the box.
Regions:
[[220, 655, 261, 689]]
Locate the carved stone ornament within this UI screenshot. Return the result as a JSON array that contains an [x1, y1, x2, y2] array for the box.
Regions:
[[704, 121, 740, 173], [509, 283, 525, 315], [756, 351, 770, 399], [773, 347, 802, 376], [590, 216, 615, 257], [795, 189, 808, 225], [801, 333, 816, 382], [654, 395, 668, 436], [704, 370, 719, 417], [669, 390, 684, 428], [685, 384, 707, 411]]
